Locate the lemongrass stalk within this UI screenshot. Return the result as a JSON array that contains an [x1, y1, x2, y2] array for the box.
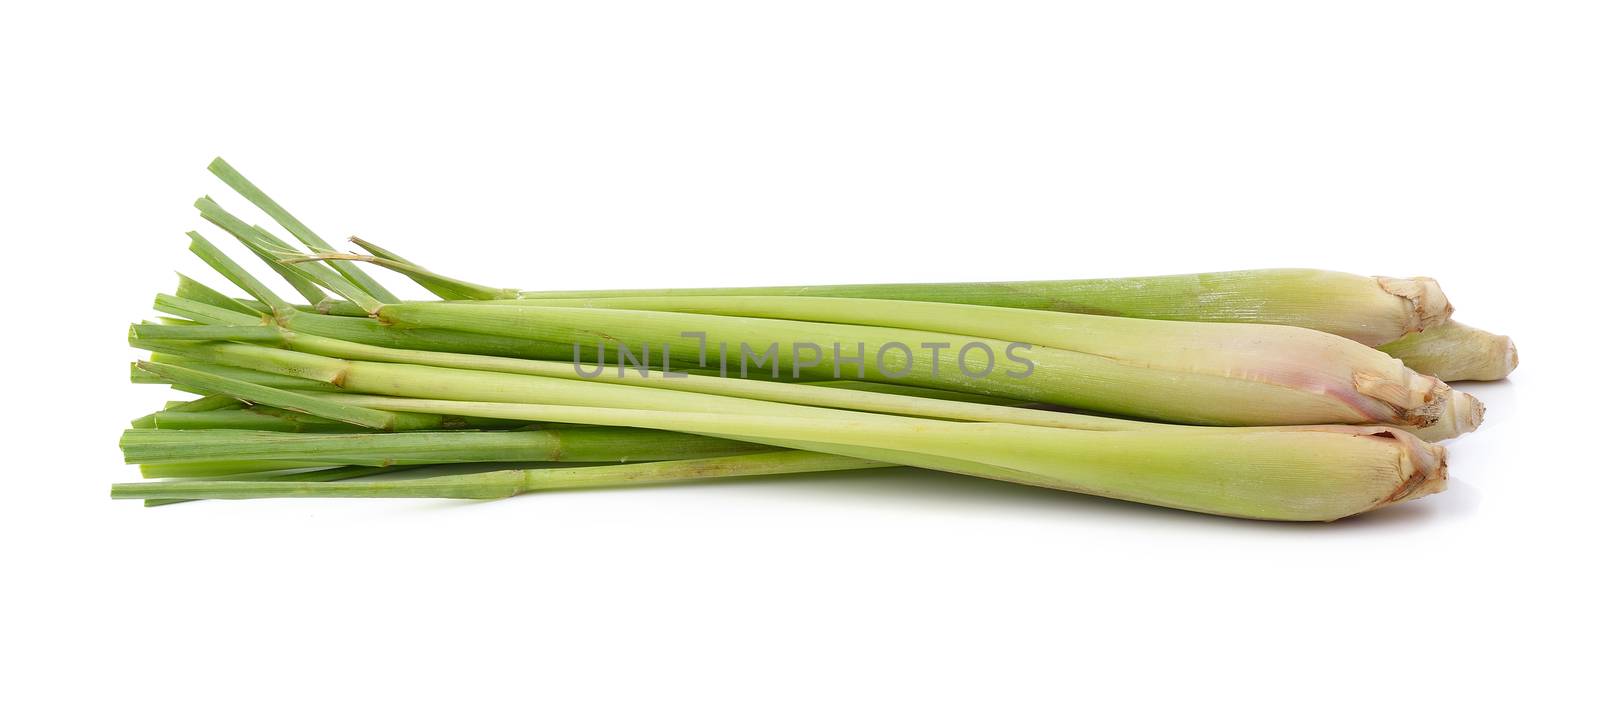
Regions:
[[152, 347, 1015, 475], [196, 196, 385, 313], [175, 273, 264, 316], [130, 335, 1474, 442], [134, 356, 341, 392], [288, 308, 571, 360], [509, 452, 893, 491], [245, 237, 330, 304], [120, 427, 771, 470], [140, 461, 339, 478], [143, 464, 429, 506], [124, 334, 1454, 518], [136, 339, 1151, 476], [313, 388, 1436, 482], [349, 237, 418, 268], [517, 294, 1485, 435], [506, 271, 1452, 346], [140, 405, 499, 433], [349, 236, 505, 301], [123, 350, 1034, 479], [131, 394, 240, 428], [1377, 321, 1518, 382], [154, 332, 1157, 431], [283, 249, 513, 301], [134, 360, 398, 430], [206, 157, 400, 302], [134, 309, 1196, 408], [114, 451, 893, 501], [153, 292, 262, 326], [179, 234, 404, 363], [119, 470, 522, 500], [233, 297, 359, 316], [343, 237, 469, 294], [201, 204, 327, 304], [132, 324, 283, 342], [313, 248, 1447, 347], [797, 380, 1034, 405], [301, 395, 1446, 521], [139, 296, 572, 375], [128, 393, 233, 428], [142, 408, 365, 433], [158, 288, 574, 361], [187, 231, 292, 314], [158, 267, 584, 362], [270, 332, 1184, 431], [373, 300, 1466, 430], [138, 340, 899, 421], [142, 459, 563, 482], [309, 300, 369, 317], [162, 394, 240, 412]]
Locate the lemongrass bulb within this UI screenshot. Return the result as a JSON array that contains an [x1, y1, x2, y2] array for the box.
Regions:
[[1378, 321, 1518, 382]]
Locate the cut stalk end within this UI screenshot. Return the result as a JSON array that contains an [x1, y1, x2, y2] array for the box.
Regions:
[[1452, 391, 1486, 435], [1378, 321, 1518, 382], [1380, 430, 1449, 508], [1377, 276, 1453, 335], [1397, 390, 1484, 442], [1351, 367, 1452, 427]]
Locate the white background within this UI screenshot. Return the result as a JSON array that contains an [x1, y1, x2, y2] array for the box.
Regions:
[[3, 2, 1596, 708]]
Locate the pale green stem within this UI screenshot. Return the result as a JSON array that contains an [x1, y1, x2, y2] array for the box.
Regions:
[[305, 253, 1450, 346], [208, 157, 400, 302], [121, 426, 771, 470], [133, 360, 397, 430], [1378, 321, 1518, 382], [304, 394, 1449, 521], [374, 300, 1466, 430], [186, 231, 292, 314], [114, 451, 892, 501], [196, 196, 382, 312], [144, 464, 428, 506], [175, 273, 264, 316]]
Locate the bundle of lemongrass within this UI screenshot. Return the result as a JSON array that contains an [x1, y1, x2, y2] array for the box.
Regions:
[[113, 158, 1517, 521]]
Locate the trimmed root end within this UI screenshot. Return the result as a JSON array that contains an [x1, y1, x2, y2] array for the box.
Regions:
[[1394, 390, 1484, 442], [1448, 325, 1518, 381], [1433, 390, 1485, 439], [1377, 276, 1454, 334], [1457, 391, 1486, 433]]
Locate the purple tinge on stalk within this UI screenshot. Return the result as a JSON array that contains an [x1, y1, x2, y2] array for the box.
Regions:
[[1351, 371, 1482, 442], [1438, 390, 1486, 437], [1170, 320, 1468, 430]]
